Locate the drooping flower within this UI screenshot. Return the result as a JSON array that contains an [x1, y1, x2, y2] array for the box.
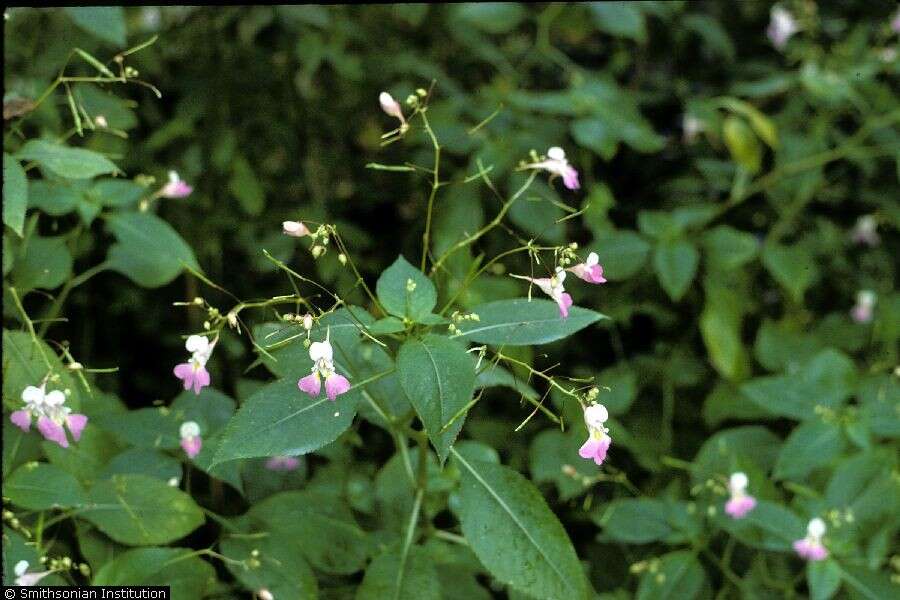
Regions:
[[266, 455, 301, 471], [160, 170, 193, 198], [850, 290, 876, 324], [511, 267, 573, 318], [578, 403, 612, 466], [567, 252, 606, 284], [379, 92, 406, 127], [14, 560, 52, 587], [173, 335, 216, 395], [524, 147, 580, 190], [850, 215, 880, 247], [682, 114, 706, 144], [793, 518, 828, 561], [10, 384, 87, 448], [297, 333, 351, 401], [179, 421, 202, 459], [767, 5, 799, 50], [724, 472, 757, 519], [283, 220, 311, 237]]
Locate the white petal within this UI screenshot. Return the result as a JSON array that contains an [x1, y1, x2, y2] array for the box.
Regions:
[[308, 340, 333, 363], [584, 403, 609, 428], [729, 472, 748, 491], [168, 170, 180, 183], [808, 518, 826, 537], [586, 252, 599, 266], [44, 390, 66, 406], [547, 147, 566, 161], [14, 560, 29, 576], [186, 335, 209, 354], [180, 421, 200, 439], [22, 385, 45, 405]]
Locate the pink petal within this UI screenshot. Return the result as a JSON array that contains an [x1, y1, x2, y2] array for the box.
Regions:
[[298, 373, 321, 397], [807, 545, 828, 561], [579, 438, 600, 460], [162, 181, 193, 198], [725, 495, 757, 519], [66, 414, 88, 441], [593, 436, 611, 466], [181, 436, 202, 459], [562, 166, 580, 190], [37, 416, 69, 448], [265, 456, 301, 471], [586, 264, 606, 284], [10, 410, 31, 432], [192, 366, 211, 395], [325, 373, 351, 401], [174, 363, 195, 390], [557, 293, 573, 318]]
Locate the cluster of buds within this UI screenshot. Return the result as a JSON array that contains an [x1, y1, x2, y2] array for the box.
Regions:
[[4, 507, 30, 537], [447, 311, 480, 335], [282, 312, 315, 330]]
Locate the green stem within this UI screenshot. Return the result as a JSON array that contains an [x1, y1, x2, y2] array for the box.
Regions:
[[39, 261, 110, 337], [419, 110, 442, 272]]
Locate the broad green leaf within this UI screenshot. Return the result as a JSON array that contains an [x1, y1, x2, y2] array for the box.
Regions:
[[93, 548, 217, 600], [3, 330, 83, 414], [700, 278, 749, 381], [43, 427, 121, 488], [723, 116, 762, 173], [230, 154, 265, 216], [16, 139, 118, 179], [106, 211, 200, 288], [637, 551, 706, 600], [5, 462, 87, 510], [740, 350, 856, 420], [692, 426, 781, 486], [507, 180, 566, 243], [808, 559, 842, 600], [724, 500, 804, 551], [88, 179, 145, 208], [529, 429, 594, 500], [3, 526, 66, 586], [81, 475, 205, 546], [27, 179, 84, 215], [638, 211, 680, 239], [453, 298, 606, 346], [93, 406, 179, 450], [597, 364, 637, 415], [718, 97, 778, 149], [455, 3, 525, 34], [702, 381, 770, 428], [590, 230, 651, 280], [356, 545, 442, 600], [376, 255, 437, 322], [840, 564, 899, 600], [598, 498, 673, 544], [761, 242, 818, 303], [702, 226, 759, 271], [654, 239, 699, 301], [2, 421, 43, 477], [3, 153, 27, 236], [100, 449, 182, 484], [453, 452, 590, 600], [825, 450, 899, 527], [773, 419, 844, 480], [858, 374, 900, 439], [63, 7, 127, 46], [753, 319, 821, 372], [398, 334, 475, 463], [12, 235, 73, 291], [589, 2, 647, 42]]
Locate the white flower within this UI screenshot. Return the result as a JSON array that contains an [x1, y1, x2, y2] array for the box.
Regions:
[[180, 421, 201, 440]]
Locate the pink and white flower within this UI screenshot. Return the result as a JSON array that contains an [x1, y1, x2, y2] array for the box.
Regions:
[[793, 518, 828, 561], [297, 334, 351, 401], [892, 9, 900, 34], [511, 267, 573, 318], [525, 147, 580, 190], [850, 215, 880, 247], [10, 384, 87, 449], [724, 472, 757, 519], [850, 290, 876, 324], [283, 220, 311, 237], [14, 560, 52, 587], [767, 6, 799, 50], [173, 335, 216, 395], [160, 170, 193, 198], [265, 455, 301, 471], [379, 92, 407, 127], [179, 421, 202, 458], [567, 252, 606, 284], [578, 403, 612, 466]]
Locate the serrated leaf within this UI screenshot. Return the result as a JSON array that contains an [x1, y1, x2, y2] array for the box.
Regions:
[[93, 547, 216, 599], [773, 419, 844, 480], [356, 544, 441, 600], [453, 298, 606, 346], [16, 139, 118, 179], [654, 239, 699, 301], [64, 7, 127, 46]]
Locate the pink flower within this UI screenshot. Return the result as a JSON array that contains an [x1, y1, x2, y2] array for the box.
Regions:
[[567, 252, 606, 284], [179, 421, 202, 459], [793, 518, 828, 561], [14, 560, 52, 587], [511, 267, 573, 318], [578, 403, 612, 466], [160, 170, 193, 198], [379, 92, 406, 125], [768, 6, 799, 50], [265, 455, 301, 471], [850, 215, 880, 247], [297, 334, 351, 401], [283, 220, 311, 237], [173, 335, 216, 395], [724, 472, 757, 519], [892, 9, 900, 34], [850, 290, 876, 324], [525, 147, 580, 190], [10, 385, 87, 448]]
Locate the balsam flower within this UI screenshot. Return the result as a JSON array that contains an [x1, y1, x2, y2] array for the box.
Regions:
[[379, 92, 407, 128], [266, 455, 301, 471], [850, 290, 876, 324], [297, 334, 351, 401], [850, 215, 880, 247], [14, 560, 52, 587], [160, 170, 193, 198], [179, 421, 202, 458], [578, 403, 612, 466], [10, 384, 87, 448], [511, 267, 573, 318], [173, 335, 216, 395], [283, 220, 311, 237], [793, 518, 828, 561], [724, 472, 757, 519], [524, 147, 580, 190], [567, 252, 606, 284], [767, 5, 799, 50]]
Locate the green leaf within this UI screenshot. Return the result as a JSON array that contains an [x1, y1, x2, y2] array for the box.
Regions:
[[453, 452, 590, 600], [376, 255, 437, 322], [11, 235, 73, 291], [105, 211, 200, 288], [5, 462, 87, 510], [93, 548, 217, 600], [773, 419, 845, 480], [718, 97, 778, 149], [3, 153, 27, 236], [475, 363, 539, 402], [89, 179, 146, 208], [357, 545, 442, 600], [81, 475, 205, 546], [529, 429, 594, 500], [3, 526, 66, 586], [654, 239, 699, 301], [825, 450, 899, 527], [808, 559, 842, 600], [100, 449, 182, 484], [702, 226, 759, 271], [724, 500, 804, 551], [398, 334, 475, 463], [453, 298, 606, 346], [589, 2, 647, 42], [636, 551, 706, 600], [3, 330, 83, 414], [93, 407, 178, 450], [27, 179, 84, 215], [599, 499, 673, 544], [455, 3, 526, 35], [699, 278, 749, 381], [43, 427, 121, 488], [212, 377, 359, 466], [16, 139, 118, 179], [63, 7, 127, 46], [692, 426, 781, 486], [840, 564, 900, 600], [590, 230, 651, 280], [761, 242, 818, 303], [230, 154, 265, 216], [722, 116, 762, 173]]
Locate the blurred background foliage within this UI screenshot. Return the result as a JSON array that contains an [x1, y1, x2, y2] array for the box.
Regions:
[[4, 2, 899, 597]]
